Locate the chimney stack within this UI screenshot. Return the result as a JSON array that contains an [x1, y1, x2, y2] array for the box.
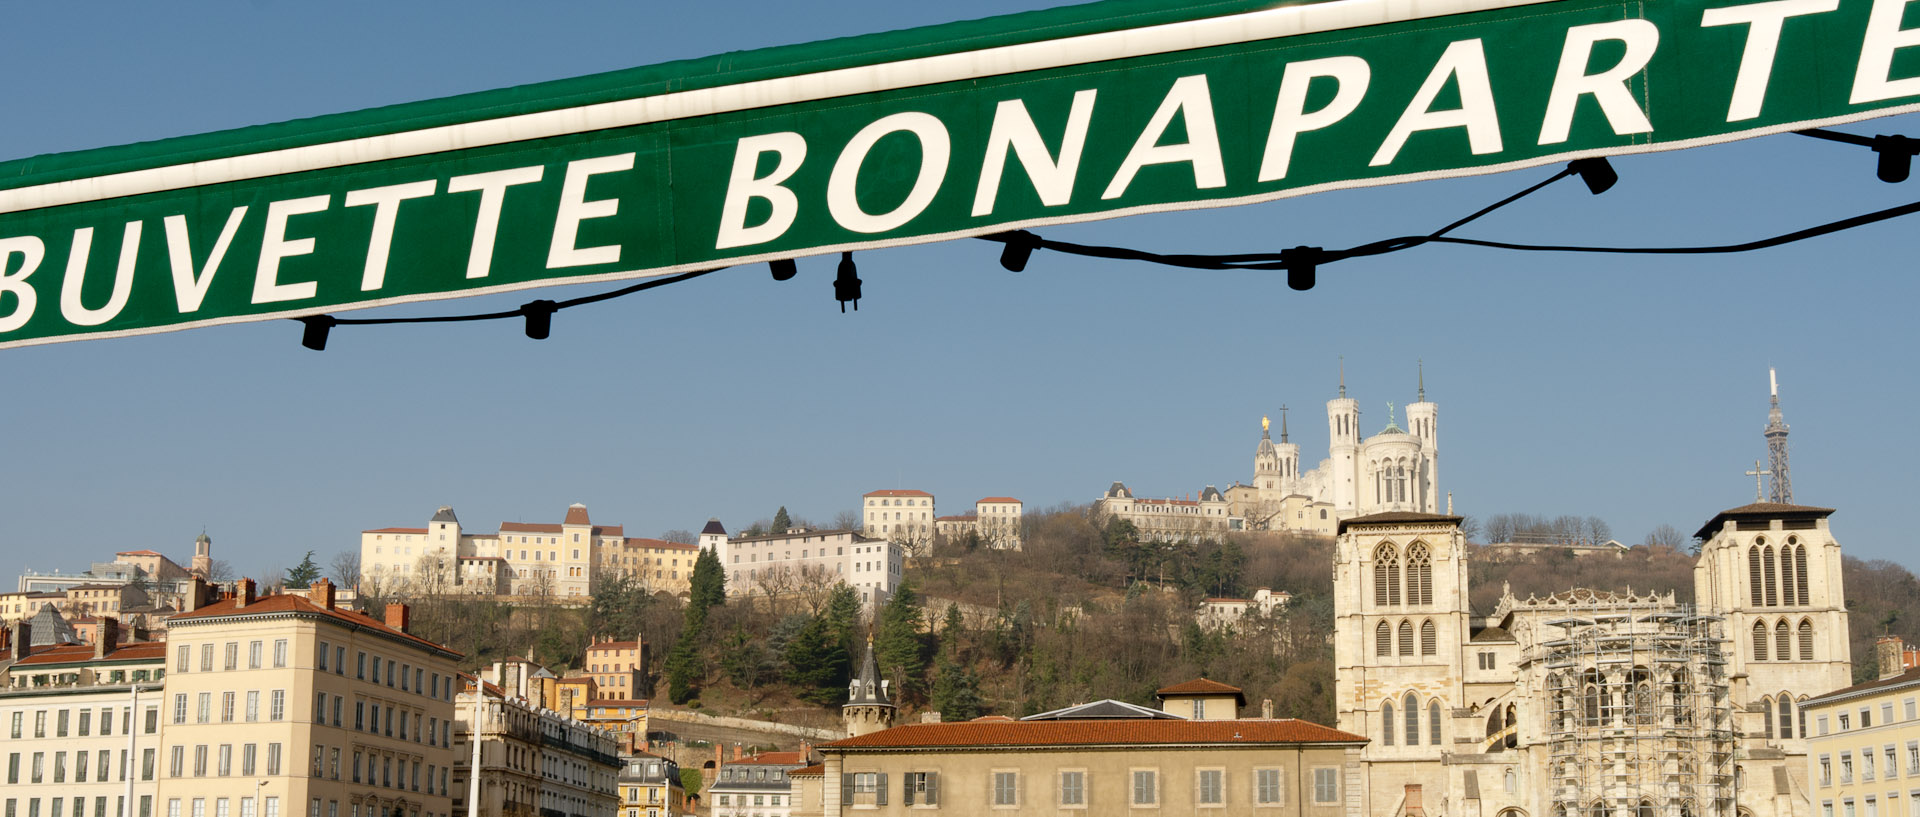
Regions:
[[385, 603, 411, 633], [311, 578, 336, 610], [1879, 635, 1908, 680], [11, 621, 31, 660], [95, 617, 120, 659], [237, 578, 256, 608], [1262, 698, 1274, 719], [185, 576, 208, 612]]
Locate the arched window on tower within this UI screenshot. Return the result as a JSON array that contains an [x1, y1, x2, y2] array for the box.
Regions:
[[1398, 621, 1415, 657], [1800, 619, 1815, 661], [1778, 696, 1794, 740], [1405, 692, 1420, 746], [1420, 620, 1437, 656], [1776, 620, 1791, 662], [1779, 545, 1797, 607], [1430, 699, 1443, 745], [1375, 544, 1401, 607], [1795, 543, 1810, 605], [1749, 546, 1764, 607], [1762, 543, 1778, 606], [1505, 703, 1518, 749], [1632, 670, 1655, 725], [1752, 620, 1769, 661], [1583, 671, 1602, 725], [1672, 669, 1693, 725], [1761, 696, 1774, 738], [1382, 700, 1395, 745], [1406, 544, 1433, 606], [1376, 621, 1392, 657], [1638, 800, 1655, 817]]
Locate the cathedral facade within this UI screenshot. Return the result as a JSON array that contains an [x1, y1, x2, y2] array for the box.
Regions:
[[1332, 502, 1852, 817]]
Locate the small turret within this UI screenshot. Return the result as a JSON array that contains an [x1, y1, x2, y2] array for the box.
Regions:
[[843, 635, 896, 737], [191, 531, 213, 577]]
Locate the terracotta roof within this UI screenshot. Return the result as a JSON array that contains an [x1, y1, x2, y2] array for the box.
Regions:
[[585, 698, 650, 707], [116, 550, 166, 557], [1803, 664, 1920, 708], [588, 640, 641, 651], [500, 522, 564, 534], [14, 641, 168, 666], [1693, 502, 1835, 541], [364, 527, 429, 534], [824, 718, 1365, 750], [790, 764, 825, 777], [732, 528, 855, 544], [169, 594, 460, 658], [727, 751, 809, 766], [564, 504, 592, 526], [1338, 512, 1463, 534], [977, 497, 1022, 505], [865, 489, 932, 497], [1156, 678, 1247, 705]]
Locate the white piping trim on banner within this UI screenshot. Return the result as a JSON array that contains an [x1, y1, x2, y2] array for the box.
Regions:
[[0, 0, 1559, 215], [6, 102, 1918, 353]]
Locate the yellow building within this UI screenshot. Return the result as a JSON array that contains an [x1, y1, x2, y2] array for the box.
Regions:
[[617, 752, 685, 817], [584, 638, 647, 701], [159, 579, 463, 817], [0, 619, 167, 817], [1803, 636, 1920, 817], [810, 679, 1367, 817]]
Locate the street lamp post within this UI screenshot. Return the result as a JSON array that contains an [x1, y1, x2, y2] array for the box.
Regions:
[[124, 684, 141, 817]]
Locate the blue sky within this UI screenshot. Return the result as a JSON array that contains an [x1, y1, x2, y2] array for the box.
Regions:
[[1, 1, 1915, 584]]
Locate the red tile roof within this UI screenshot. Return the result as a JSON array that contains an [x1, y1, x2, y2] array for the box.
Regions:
[[865, 489, 932, 497], [1156, 678, 1247, 704], [116, 550, 166, 557], [500, 522, 563, 534], [363, 527, 429, 535], [14, 641, 168, 666], [824, 718, 1365, 750], [169, 594, 460, 658], [586, 698, 650, 707], [628, 538, 698, 551], [790, 764, 825, 777], [977, 497, 1022, 505], [588, 640, 641, 651], [564, 505, 593, 526]]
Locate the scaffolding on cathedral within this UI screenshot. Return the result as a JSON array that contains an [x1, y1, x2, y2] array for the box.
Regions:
[[1538, 600, 1736, 817]]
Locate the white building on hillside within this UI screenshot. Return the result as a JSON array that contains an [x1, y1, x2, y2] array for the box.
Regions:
[[361, 504, 695, 600], [698, 520, 903, 608]]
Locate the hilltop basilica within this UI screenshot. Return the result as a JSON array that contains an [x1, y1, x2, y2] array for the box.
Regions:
[[1330, 376, 1844, 817]]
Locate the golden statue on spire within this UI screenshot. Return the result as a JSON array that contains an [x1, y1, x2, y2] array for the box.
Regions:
[[1262, 415, 1270, 432]]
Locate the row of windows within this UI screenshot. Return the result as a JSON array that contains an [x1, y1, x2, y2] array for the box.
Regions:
[[167, 743, 279, 778], [1753, 618, 1818, 661], [8, 706, 158, 739], [1381, 695, 1445, 746], [2, 795, 152, 817], [1820, 793, 1920, 817], [6, 749, 155, 784], [1821, 696, 1920, 735], [174, 640, 289, 673], [173, 690, 284, 724], [830, 767, 1339, 808], [1749, 540, 1812, 607], [1819, 742, 1920, 786], [1375, 619, 1439, 657], [315, 641, 454, 703], [1374, 543, 1434, 607]]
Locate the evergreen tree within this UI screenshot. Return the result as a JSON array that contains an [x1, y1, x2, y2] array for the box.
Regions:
[[876, 580, 930, 704], [284, 551, 322, 589], [941, 603, 965, 657], [931, 659, 984, 721], [784, 615, 850, 706], [772, 506, 792, 532], [665, 631, 703, 704], [822, 583, 863, 652], [688, 548, 726, 617]]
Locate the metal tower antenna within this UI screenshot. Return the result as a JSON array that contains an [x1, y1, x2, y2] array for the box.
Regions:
[[1766, 367, 1792, 503]]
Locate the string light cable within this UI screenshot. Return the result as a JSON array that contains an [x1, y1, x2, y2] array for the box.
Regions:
[[291, 126, 1910, 348]]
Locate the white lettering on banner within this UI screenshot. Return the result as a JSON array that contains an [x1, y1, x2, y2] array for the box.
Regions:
[[1538, 20, 1660, 145], [164, 208, 248, 314], [1852, 0, 1920, 103], [715, 133, 808, 249], [0, 236, 45, 333], [345, 180, 438, 290], [1702, 0, 1841, 121], [1260, 56, 1373, 181], [828, 112, 952, 233], [252, 195, 330, 305], [548, 154, 636, 268], [447, 166, 545, 279], [1373, 39, 1504, 166], [59, 223, 141, 327], [972, 90, 1098, 216], [1104, 75, 1226, 199]]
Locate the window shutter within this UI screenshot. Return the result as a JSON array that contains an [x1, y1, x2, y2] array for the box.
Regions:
[[928, 772, 939, 805], [842, 774, 855, 806], [903, 775, 914, 807], [876, 773, 888, 806]]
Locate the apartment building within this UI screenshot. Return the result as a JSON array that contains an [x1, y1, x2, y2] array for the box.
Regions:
[[860, 491, 934, 550], [708, 750, 809, 817], [932, 498, 1024, 550], [0, 618, 166, 817], [160, 579, 462, 817], [706, 527, 903, 608], [616, 753, 685, 817], [361, 506, 692, 600], [583, 638, 647, 701], [1804, 636, 1920, 817], [1096, 483, 1241, 543], [452, 667, 620, 817]]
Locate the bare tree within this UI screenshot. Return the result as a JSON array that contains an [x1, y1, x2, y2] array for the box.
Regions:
[[1643, 524, 1687, 551], [658, 530, 696, 545], [1585, 516, 1614, 546], [832, 509, 862, 532], [794, 564, 839, 615], [753, 566, 800, 616], [205, 560, 235, 582], [329, 550, 363, 590]]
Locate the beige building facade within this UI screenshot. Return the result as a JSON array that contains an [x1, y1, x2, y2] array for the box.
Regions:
[[0, 621, 167, 817], [452, 667, 620, 817], [361, 505, 694, 601], [160, 579, 463, 817], [1801, 637, 1920, 817], [860, 490, 934, 552], [1095, 482, 1239, 542], [704, 526, 904, 609]]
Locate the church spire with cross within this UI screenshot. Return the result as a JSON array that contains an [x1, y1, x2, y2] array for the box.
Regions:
[[1766, 367, 1793, 503]]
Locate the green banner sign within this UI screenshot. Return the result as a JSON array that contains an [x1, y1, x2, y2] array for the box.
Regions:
[[2, 0, 1918, 348]]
